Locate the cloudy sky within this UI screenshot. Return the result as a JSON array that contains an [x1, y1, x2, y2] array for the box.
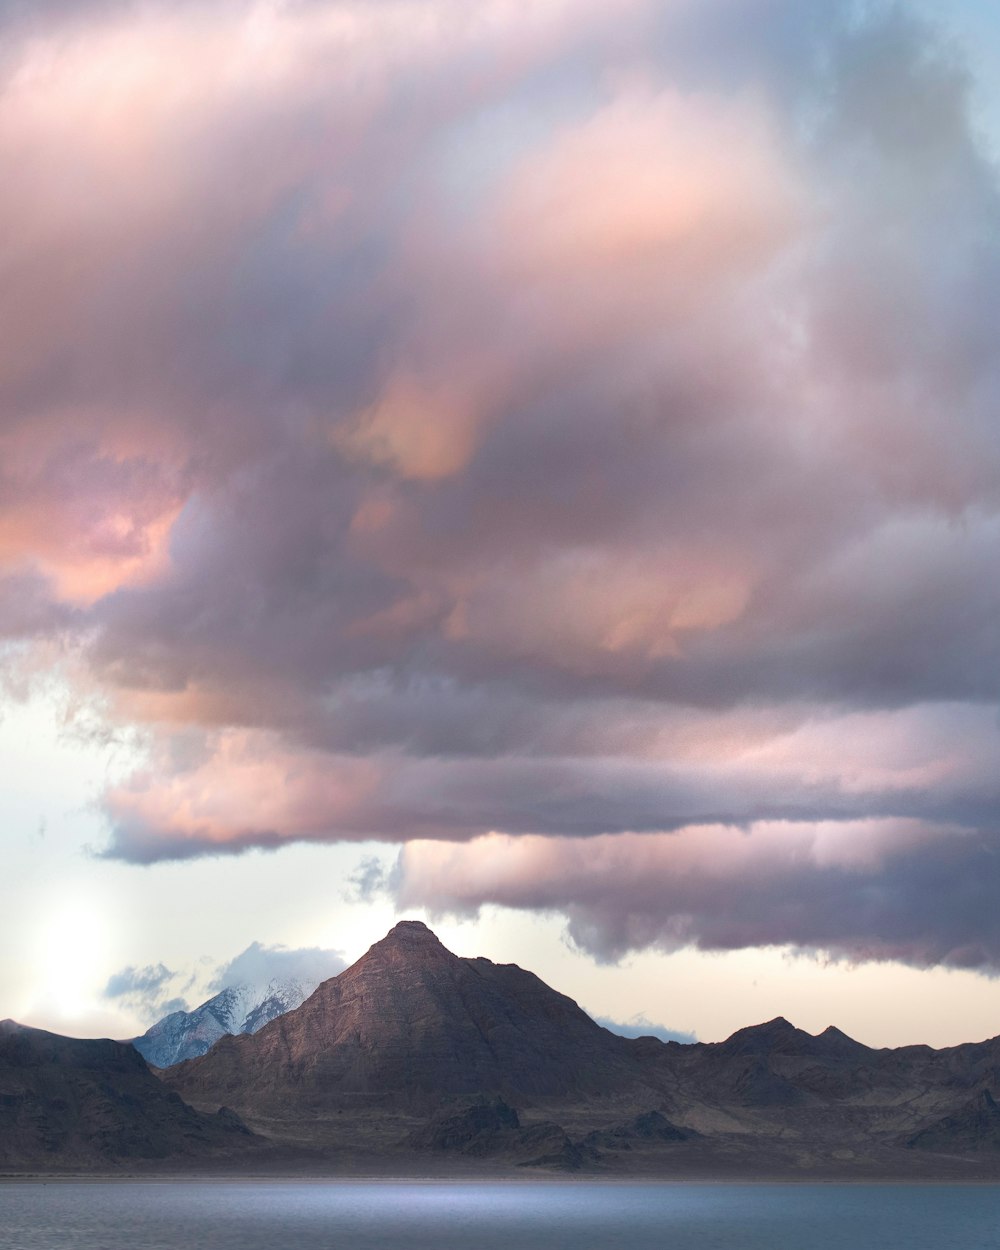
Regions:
[[3, 0, 1000, 1049]]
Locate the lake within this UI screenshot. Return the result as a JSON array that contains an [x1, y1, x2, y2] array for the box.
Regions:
[[3, 1180, 999, 1249]]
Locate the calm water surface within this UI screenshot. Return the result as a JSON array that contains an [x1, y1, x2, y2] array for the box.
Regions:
[[3, 1180, 999, 1250]]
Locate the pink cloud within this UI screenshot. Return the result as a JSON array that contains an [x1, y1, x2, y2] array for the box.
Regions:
[[393, 818, 997, 968], [0, 0, 999, 973]]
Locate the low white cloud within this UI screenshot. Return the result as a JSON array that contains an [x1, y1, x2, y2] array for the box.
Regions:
[[103, 941, 345, 1026], [592, 1014, 697, 1045], [209, 941, 346, 993]]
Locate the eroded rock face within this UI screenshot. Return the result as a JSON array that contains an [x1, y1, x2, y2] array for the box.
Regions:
[[0, 1020, 256, 1169], [165, 921, 647, 1114], [907, 1089, 1000, 1153], [405, 1095, 586, 1167], [408, 1097, 522, 1154]]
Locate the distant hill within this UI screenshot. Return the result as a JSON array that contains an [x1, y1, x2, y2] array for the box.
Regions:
[[133, 978, 316, 1068], [0, 1020, 255, 1170]]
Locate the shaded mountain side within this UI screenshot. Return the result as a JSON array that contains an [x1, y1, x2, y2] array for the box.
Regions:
[[133, 978, 315, 1068], [406, 1097, 589, 1169], [582, 1109, 696, 1149], [0, 1020, 256, 1169], [908, 1089, 1000, 1153], [164, 921, 656, 1115], [408, 1102, 696, 1169]]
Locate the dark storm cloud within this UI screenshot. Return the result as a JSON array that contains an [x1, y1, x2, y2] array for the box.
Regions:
[[1, 0, 999, 969], [391, 821, 1000, 971]]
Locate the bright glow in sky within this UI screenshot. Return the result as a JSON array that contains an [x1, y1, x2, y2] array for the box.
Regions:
[[2, 0, 1000, 1051]]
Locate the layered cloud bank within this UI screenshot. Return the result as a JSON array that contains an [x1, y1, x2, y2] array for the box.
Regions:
[[3, 0, 1000, 967], [391, 821, 1000, 970]]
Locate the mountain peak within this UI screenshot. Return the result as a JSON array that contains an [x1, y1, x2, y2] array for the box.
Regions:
[[133, 977, 317, 1069], [364, 920, 449, 961], [726, 1016, 797, 1040], [714, 1016, 810, 1058], [762, 1016, 795, 1031], [386, 919, 438, 940]]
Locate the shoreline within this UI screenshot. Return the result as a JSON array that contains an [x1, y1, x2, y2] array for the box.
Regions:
[[4, 1171, 1000, 1186]]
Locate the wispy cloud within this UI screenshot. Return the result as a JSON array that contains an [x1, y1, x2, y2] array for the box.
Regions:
[[102, 962, 187, 1023], [102, 942, 344, 1024]]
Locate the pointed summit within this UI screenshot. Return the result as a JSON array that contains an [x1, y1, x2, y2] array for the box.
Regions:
[[363, 919, 450, 964], [386, 919, 436, 938], [715, 1017, 806, 1057], [815, 1025, 870, 1058]]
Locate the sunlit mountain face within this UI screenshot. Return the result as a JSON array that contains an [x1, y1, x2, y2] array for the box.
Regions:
[[2, 0, 1000, 1052]]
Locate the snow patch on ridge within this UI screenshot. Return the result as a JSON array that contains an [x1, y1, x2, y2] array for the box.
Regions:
[[132, 977, 315, 1068]]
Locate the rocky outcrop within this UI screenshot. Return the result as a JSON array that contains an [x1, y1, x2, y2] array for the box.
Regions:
[[408, 1098, 519, 1152], [584, 1109, 696, 1150], [406, 1096, 585, 1167]]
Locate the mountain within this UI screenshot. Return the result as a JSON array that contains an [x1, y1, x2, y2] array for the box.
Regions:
[[164, 920, 648, 1115], [0, 1020, 256, 1170], [14, 922, 1000, 1177], [159, 921, 1000, 1178], [133, 978, 315, 1068]]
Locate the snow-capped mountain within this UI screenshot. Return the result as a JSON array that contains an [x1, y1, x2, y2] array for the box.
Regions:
[[132, 978, 315, 1068]]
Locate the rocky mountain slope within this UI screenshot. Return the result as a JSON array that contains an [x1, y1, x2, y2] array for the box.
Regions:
[[0, 1020, 256, 1170], [133, 978, 314, 1068]]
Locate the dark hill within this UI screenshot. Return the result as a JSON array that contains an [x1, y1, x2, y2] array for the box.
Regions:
[[0, 1020, 255, 1169]]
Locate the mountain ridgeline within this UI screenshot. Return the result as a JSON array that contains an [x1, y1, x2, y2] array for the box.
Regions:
[[157, 921, 1000, 1177], [7, 920, 1000, 1177], [133, 978, 316, 1069]]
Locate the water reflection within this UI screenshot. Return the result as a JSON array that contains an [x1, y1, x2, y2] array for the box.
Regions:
[[3, 1180, 999, 1250]]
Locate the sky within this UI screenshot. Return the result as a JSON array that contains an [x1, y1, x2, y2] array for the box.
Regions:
[[2, 0, 1000, 1051]]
